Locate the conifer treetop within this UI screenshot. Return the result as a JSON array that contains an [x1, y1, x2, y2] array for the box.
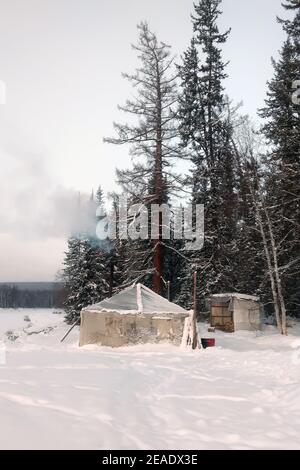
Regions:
[[282, 0, 300, 10]]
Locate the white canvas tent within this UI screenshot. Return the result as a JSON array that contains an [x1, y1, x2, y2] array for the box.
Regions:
[[210, 293, 262, 332], [80, 283, 190, 347]]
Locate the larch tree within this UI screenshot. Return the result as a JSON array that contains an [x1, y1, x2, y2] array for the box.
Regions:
[[232, 119, 288, 334], [232, 118, 265, 298], [104, 22, 182, 295]]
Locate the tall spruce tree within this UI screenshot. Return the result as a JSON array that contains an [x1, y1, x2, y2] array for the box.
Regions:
[[177, 0, 238, 305], [104, 22, 182, 295], [63, 236, 85, 323], [259, 0, 300, 316]]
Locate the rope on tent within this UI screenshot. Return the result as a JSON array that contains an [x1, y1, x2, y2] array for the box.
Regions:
[[60, 318, 80, 343]]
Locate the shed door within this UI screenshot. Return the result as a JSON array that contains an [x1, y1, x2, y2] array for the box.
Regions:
[[211, 304, 234, 332]]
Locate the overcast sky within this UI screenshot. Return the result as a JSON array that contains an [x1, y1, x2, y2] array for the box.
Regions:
[[0, 0, 291, 281]]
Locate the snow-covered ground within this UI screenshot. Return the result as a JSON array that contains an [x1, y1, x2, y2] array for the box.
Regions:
[[1, 308, 300, 450]]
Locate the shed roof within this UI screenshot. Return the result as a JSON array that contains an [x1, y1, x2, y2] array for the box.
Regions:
[[83, 283, 190, 315], [211, 293, 259, 302]]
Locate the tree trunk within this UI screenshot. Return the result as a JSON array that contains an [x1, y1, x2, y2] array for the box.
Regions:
[[265, 208, 288, 335], [252, 194, 283, 334], [153, 57, 164, 295], [192, 271, 199, 349]]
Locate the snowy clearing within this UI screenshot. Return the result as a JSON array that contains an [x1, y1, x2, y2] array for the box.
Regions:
[[1, 309, 300, 450]]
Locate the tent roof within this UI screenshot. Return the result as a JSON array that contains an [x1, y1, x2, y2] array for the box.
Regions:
[[83, 283, 189, 315], [211, 293, 259, 302]]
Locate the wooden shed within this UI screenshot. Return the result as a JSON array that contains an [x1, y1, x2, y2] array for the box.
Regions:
[[210, 293, 262, 332]]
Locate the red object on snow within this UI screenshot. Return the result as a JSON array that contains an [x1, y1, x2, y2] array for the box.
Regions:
[[201, 338, 216, 349]]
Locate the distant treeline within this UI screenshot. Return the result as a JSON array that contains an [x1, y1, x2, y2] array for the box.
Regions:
[[0, 283, 67, 308]]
